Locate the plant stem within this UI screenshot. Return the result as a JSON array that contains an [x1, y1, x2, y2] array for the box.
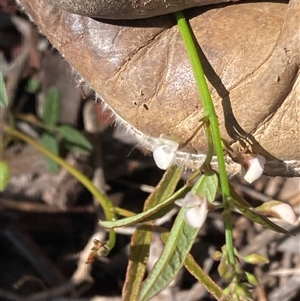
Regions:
[[175, 11, 235, 265], [5, 126, 116, 249]]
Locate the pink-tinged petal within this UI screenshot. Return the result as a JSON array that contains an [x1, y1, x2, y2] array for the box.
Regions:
[[184, 199, 208, 228], [242, 155, 266, 184], [175, 191, 203, 207]]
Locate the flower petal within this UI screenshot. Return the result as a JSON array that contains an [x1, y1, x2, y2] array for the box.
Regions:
[[242, 155, 266, 184], [152, 135, 179, 170], [271, 203, 297, 224], [184, 199, 208, 228], [175, 191, 203, 208]]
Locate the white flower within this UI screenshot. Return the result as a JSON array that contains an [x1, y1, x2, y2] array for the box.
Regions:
[[271, 203, 298, 224], [256, 200, 297, 225], [241, 154, 266, 184], [152, 134, 179, 170], [175, 191, 208, 228]]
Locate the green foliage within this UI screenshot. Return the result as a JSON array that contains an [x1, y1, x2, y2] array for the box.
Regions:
[[0, 161, 10, 191], [26, 78, 41, 94], [122, 166, 183, 301], [58, 125, 92, 153], [41, 132, 60, 173], [193, 171, 218, 203], [139, 208, 200, 301], [42, 87, 60, 126], [39, 87, 92, 172], [122, 225, 152, 301], [0, 70, 8, 107]]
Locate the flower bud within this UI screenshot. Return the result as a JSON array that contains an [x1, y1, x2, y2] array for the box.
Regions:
[[242, 253, 269, 265], [255, 200, 297, 224], [212, 250, 222, 261], [245, 271, 260, 286]]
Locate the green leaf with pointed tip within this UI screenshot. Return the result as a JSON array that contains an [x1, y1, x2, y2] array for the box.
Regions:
[[159, 231, 229, 301], [100, 185, 189, 228], [139, 208, 199, 301], [58, 125, 92, 152], [184, 253, 230, 301], [192, 171, 218, 203], [144, 165, 183, 210], [122, 167, 182, 301], [230, 188, 289, 234], [122, 225, 152, 301], [41, 133, 60, 173], [42, 87, 60, 126], [0, 161, 10, 191], [0, 71, 8, 107]]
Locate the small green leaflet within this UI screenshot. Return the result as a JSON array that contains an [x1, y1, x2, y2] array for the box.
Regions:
[[58, 125, 92, 152], [42, 87, 60, 126], [0, 70, 8, 107], [41, 133, 60, 173], [26, 78, 41, 94], [0, 161, 10, 191], [192, 171, 218, 203]]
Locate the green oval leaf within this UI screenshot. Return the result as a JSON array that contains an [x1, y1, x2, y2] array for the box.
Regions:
[[42, 87, 60, 126], [0, 161, 10, 191], [122, 225, 152, 301], [41, 133, 60, 173], [0, 71, 8, 107], [139, 208, 200, 301], [58, 125, 92, 152]]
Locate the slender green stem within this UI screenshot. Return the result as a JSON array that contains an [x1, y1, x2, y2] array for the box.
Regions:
[[5, 126, 116, 249], [175, 11, 235, 265]]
